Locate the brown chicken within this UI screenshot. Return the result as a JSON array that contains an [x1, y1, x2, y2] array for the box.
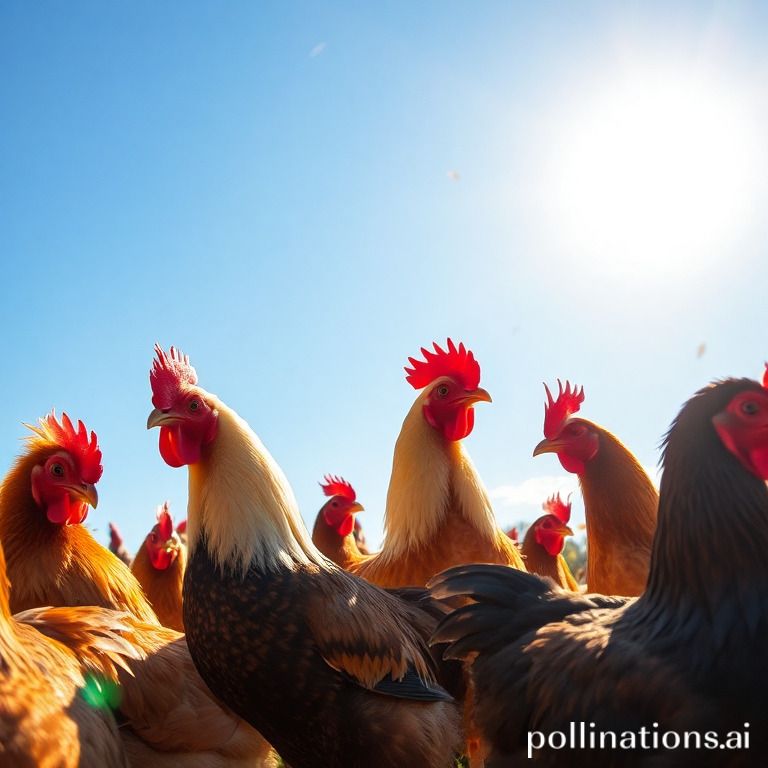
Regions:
[[349, 340, 524, 588], [0, 538, 142, 768], [432, 373, 768, 766], [520, 493, 578, 590], [0, 411, 277, 768], [311, 475, 367, 569], [131, 502, 187, 631], [0, 412, 156, 622], [533, 380, 657, 595], [147, 344, 462, 768]]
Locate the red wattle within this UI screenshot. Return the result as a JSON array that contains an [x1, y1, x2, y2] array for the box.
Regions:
[[46, 496, 89, 526], [336, 515, 355, 538], [46, 496, 71, 524], [536, 528, 566, 556], [149, 548, 176, 570], [443, 406, 475, 442], [557, 453, 585, 475], [159, 426, 202, 467]]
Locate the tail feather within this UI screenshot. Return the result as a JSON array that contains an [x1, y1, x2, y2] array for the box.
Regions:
[[428, 564, 629, 661]]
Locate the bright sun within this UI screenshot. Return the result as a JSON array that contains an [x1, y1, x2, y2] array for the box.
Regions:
[[541, 64, 763, 277]]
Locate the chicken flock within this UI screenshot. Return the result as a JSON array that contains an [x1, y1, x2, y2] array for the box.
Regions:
[[1, 340, 766, 768]]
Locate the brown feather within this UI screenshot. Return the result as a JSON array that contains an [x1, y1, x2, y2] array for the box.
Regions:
[[578, 424, 658, 595], [131, 540, 187, 632], [520, 525, 579, 591], [0, 438, 276, 767], [0, 542, 136, 768]]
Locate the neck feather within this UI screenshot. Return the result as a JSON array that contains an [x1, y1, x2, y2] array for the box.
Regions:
[[645, 446, 768, 610], [381, 396, 498, 559], [579, 427, 658, 581], [187, 397, 326, 573]]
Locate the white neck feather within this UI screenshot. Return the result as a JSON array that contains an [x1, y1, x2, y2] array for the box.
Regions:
[[380, 394, 499, 558], [186, 396, 325, 573]]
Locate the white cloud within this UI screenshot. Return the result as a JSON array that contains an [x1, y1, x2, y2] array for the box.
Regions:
[[490, 475, 579, 508], [309, 42, 327, 58]]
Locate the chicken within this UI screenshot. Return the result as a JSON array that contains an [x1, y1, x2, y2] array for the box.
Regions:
[[533, 380, 657, 595], [109, 521, 134, 567], [431, 373, 768, 766], [520, 493, 578, 590], [348, 339, 524, 588], [0, 412, 156, 622], [147, 344, 462, 768], [0, 411, 277, 768], [311, 475, 367, 569], [131, 502, 187, 632], [0, 538, 143, 768]]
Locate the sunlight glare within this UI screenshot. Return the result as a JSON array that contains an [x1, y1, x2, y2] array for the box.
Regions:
[[542, 65, 763, 277]]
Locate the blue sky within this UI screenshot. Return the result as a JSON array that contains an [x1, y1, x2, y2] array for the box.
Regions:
[[2, 1, 768, 552]]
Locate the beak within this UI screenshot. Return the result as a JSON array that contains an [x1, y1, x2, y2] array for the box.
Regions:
[[147, 408, 181, 430], [66, 483, 98, 509], [554, 523, 574, 537], [459, 387, 492, 406], [349, 502, 365, 515], [532, 437, 567, 457]]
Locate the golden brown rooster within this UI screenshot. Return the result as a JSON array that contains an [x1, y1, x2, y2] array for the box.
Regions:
[[147, 344, 462, 768], [0, 412, 277, 768], [533, 380, 657, 595], [432, 373, 768, 765], [131, 502, 187, 632], [349, 339, 524, 588], [0, 413, 156, 621], [0, 538, 142, 768], [520, 493, 578, 590], [311, 475, 367, 569]]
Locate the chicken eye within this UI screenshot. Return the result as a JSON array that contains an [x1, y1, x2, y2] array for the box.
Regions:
[[436, 384, 450, 398], [741, 401, 759, 416], [189, 399, 200, 412], [50, 463, 64, 477]]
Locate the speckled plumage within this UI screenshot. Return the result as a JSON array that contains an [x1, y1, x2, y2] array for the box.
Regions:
[[184, 536, 461, 768]]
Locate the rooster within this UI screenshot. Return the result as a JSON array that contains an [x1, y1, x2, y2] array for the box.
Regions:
[[109, 521, 134, 567], [311, 475, 367, 569], [147, 344, 461, 768], [533, 380, 657, 595], [131, 502, 187, 632], [520, 493, 578, 590], [431, 372, 768, 766], [349, 340, 524, 588], [0, 412, 156, 622], [0, 538, 143, 768], [0, 411, 277, 768]]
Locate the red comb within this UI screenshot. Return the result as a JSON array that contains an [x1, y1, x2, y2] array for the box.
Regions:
[[150, 344, 198, 409], [763, 363, 768, 389], [542, 492, 571, 524], [27, 411, 103, 484], [320, 475, 356, 502], [543, 379, 585, 439], [156, 502, 174, 540], [176, 519, 187, 534], [404, 339, 480, 391]]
